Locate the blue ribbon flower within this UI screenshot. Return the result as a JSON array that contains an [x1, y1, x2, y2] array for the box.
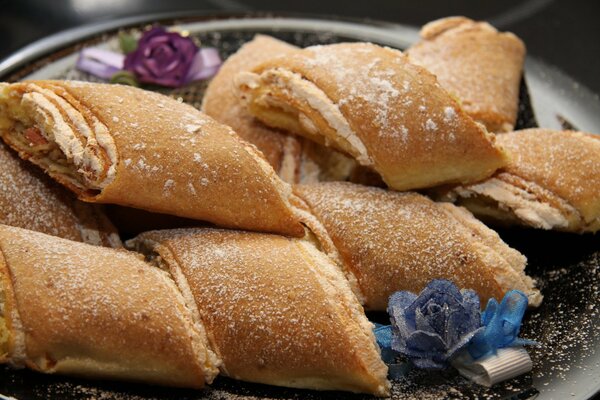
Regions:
[[387, 280, 483, 369], [468, 290, 538, 359], [373, 323, 412, 379]]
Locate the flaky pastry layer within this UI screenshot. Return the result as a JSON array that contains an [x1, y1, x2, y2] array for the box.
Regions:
[[438, 129, 600, 233], [0, 80, 305, 236], [236, 42, 507, 191], [129, 228, 390, 396]]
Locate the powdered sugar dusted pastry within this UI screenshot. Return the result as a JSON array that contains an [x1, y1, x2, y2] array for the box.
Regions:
[[0, 141, 120, 247], [0, 80, 304, 236], [0, 224, 219, 387], [202, 35, 299, 177], [436, 129, 600, 233], [202, 35, 357, 183], [294, 182, 541, 310], [236, 42, 507, 191], [129, 228, 390, 396], [407, 17, 526, 132]]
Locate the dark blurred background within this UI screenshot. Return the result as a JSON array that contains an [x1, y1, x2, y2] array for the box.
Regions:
[[1, 0, 600, 92]]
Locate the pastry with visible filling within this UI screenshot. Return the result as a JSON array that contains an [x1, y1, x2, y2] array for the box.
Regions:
[[408, 16, 526, 132], [435, 129, 600, 233], [128, 228, 390, 396], [294, 182, 542, 309], [202, 34, 358, 184], [0, 224, 219, 387], [0, 141, 120, 247], [0, 80, 304, 236], [236, 42, 507, 191]]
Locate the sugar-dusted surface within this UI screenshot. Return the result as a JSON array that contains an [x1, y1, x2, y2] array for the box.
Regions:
[[0, 21, 597, 400], [497, 129, 600, 226], [0, 225, 217, 387], [250, 42, 506, 190], [4, 81, 304, 237], [407, 17, 526, 132], [202, 35, 298, 172], [295, 182, 537, 310], [132, 228, 389, 396], [203, 34, 356, 184], [446, 129, 600, 233], [2, 229, 599, 400], [0, 142, 119, 247]]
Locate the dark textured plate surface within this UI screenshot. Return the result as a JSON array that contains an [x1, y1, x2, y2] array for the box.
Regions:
[[0, 14, 599, 400]]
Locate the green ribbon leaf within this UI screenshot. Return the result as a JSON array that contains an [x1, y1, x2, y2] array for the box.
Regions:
[[110, 70, 139, 87], [119, 32, 138, 54]]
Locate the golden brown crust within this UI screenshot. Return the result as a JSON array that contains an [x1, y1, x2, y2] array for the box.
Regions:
[[202, 35, 357, 184], [0, 80, 305, 237], [202, 35, 299, 172], [237, 42, 507, 191], [407, 17, 526, 132], [0, 224, 219, 387], [0, 141, 120, 247], [441, 129, 600, 233], [294, 182, 541, 309], [0, 244, 20, 365], [130, 228, 390, 396]]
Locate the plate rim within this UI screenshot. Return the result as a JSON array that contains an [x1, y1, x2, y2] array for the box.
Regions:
[[0, 11, 420, 80]]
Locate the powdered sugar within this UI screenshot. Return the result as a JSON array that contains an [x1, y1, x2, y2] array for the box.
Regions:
[[425, 118, 438, 131], [0, 142, 118, 246], [295, 182, 533, 310]]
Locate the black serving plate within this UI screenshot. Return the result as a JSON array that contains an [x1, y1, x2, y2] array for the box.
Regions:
[[0, 13, 599, 400]]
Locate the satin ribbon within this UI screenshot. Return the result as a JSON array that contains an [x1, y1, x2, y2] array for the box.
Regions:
[[452, 346, 532, 387]]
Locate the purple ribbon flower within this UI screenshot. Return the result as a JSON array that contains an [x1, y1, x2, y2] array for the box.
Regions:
[[388, 280, 483, 369], [123, 27, 198, 88], [76, 26, 222, 88]]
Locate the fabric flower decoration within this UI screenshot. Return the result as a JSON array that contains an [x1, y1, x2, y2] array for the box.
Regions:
[[468, 290, 537, 359], [373, 323, 412, 379], [123, 27, 198, 87], [388, 279, 483, 369], [76, 27, 222, 88]]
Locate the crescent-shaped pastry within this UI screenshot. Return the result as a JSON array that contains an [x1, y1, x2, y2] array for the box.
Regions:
[[435, 129, 600, 233], [0, 80, 304, 236], [235, 42, 507, 191], [0, 224, 219, 387], [129, 228, 390, 396], [407, 17, 526, 132], [294, 182, 542, 309], [202, 35, 358, 183], [0, 141, 120, 247]]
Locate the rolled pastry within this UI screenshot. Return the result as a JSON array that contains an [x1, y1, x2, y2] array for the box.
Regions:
[[407, 17, 526, 132], [435, 129, 600, 233], [0, 80, 304, 237], [294, 182, 542, 310], [0, 224, 219, 387], [236, 42, 507, 191], [202, 34, 299, 177], [0, 141, 120, 247], [202, 35, 357, 184], [129, 228, 390, 396]]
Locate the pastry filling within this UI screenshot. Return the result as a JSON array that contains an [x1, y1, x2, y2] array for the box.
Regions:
[[0, 84, 117, 197], [453, 176, 579, 231], [236, 70, 373, 166]]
